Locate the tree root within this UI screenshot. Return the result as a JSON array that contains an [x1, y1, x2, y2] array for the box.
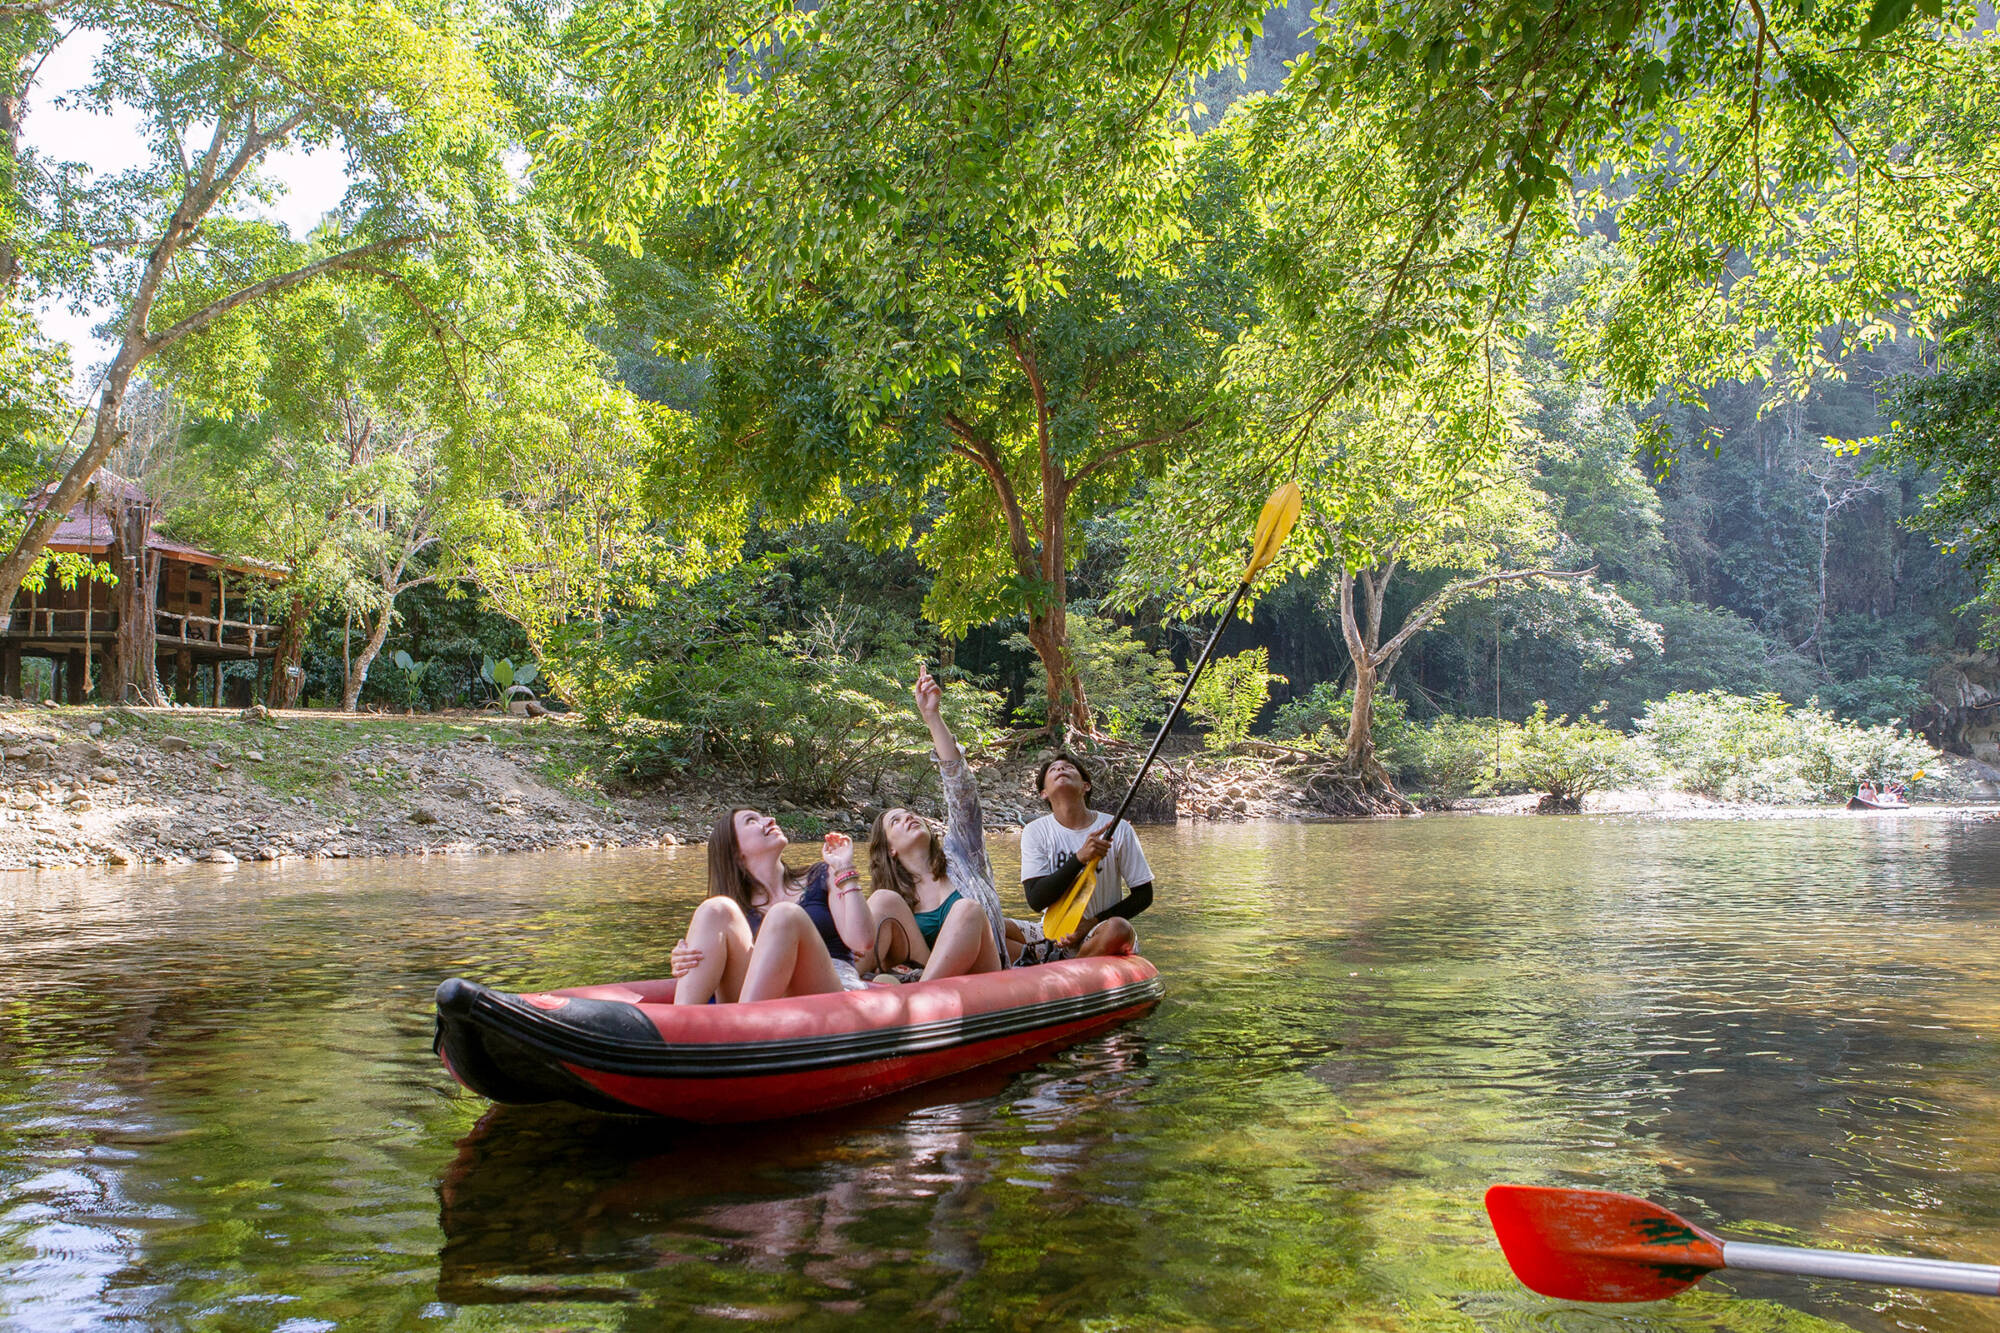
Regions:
[[1302, 766, 1419, 816]]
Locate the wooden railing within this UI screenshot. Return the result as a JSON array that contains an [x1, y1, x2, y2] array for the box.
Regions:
[[155, 609, 272, 653], [1, 608, 118, 636], [0, 606, 272, 653]]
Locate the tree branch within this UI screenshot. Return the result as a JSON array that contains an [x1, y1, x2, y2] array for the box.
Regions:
[[1375, 565, 1594, 667], [145, 234, 423, 351], [1069, 416, 1205, 486], [944, 413, 1038, 579]]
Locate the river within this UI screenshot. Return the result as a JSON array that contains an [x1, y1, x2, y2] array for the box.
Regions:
[[4, 815, 2000, 1331]]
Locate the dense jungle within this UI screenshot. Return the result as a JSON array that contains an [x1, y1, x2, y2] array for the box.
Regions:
[[0, 0, 1996, 820]]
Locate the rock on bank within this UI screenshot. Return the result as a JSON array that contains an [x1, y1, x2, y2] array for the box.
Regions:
[[0, 705, 687, 871]]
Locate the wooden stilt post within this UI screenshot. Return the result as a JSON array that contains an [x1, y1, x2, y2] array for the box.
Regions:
[[2, 648, 19, 699], [176, 650, 192, 703], [66, 650, 84, 704]]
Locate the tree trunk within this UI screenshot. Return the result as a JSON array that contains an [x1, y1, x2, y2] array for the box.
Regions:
[[341, 599, 395, 712], [1, 42, 23, 294], [1333, 569, 1394, 789], [0, 349, 144, 618], [107, 500, 164, 705], [1022, 607, 1090, 736], [1343, 652, 1379, 776], [265, 594, 308, 708]]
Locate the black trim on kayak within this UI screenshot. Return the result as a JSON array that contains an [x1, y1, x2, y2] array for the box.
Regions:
[[435, 973, 1163, 1080]]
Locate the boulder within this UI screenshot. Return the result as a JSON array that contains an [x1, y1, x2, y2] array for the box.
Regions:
[[158, 735, 193, 753], [91, 767, 118, 785], [203, 848, 239, 864], [409, 806, 442, 825]]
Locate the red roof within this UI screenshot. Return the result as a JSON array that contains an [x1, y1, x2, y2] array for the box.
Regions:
[[28, 474, 285, 579]]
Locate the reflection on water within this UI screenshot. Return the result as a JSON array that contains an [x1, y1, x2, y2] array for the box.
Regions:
[[5, 817, 2000, 1329]]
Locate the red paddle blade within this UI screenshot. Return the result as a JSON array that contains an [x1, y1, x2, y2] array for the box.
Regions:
[[1485, 1185, 1726, 1303]]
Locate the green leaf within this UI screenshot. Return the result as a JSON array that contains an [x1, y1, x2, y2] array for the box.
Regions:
[[1862, 0, 1915, 43]]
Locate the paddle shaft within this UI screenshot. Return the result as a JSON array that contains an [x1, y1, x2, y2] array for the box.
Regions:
[[1095, 578, 1252, 847], [1725, 1242, 2000, 1296]]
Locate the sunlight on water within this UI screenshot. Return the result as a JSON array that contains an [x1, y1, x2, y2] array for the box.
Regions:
[[3, 816, 2000, 1330]]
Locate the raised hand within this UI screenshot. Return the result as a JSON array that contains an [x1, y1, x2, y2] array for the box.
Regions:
[[913, 663, 945, 722], [822, 830, 855, 873]]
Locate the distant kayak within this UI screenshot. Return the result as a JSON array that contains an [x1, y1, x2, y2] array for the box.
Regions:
[[433, 955, 1162, 1122], [1847, 794, 1910, 810]]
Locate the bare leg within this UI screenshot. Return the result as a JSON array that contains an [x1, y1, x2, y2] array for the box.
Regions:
[[1076, 918, 1136, 958], [922, 899, 1001, 980], [868, 889, 931, 966], [740, 902, 845, 1002], [1004, 918, 1027, 965], [674, 897, 754, 1005]]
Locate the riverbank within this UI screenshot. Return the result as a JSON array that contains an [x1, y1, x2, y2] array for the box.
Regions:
[[0, 703, 1990, 869], [0, 705, 1322, 869]]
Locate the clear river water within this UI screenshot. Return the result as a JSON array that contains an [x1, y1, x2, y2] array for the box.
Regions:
[[5, 815, 2000, 1331]]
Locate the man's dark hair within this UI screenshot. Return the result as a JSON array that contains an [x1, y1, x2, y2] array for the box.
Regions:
[[1035, 752, 1094, 804]]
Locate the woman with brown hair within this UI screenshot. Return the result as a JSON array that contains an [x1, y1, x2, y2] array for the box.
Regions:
[[668, 808, 877, 1004], [865, 665, 1007, 981]]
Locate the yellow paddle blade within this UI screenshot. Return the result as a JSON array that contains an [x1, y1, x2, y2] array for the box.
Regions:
[[1041, 861, 1096, 940], [1244, 482, 1302, 582]]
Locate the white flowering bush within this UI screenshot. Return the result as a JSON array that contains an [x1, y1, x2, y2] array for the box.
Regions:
[[1637, 690, 1939, 803]]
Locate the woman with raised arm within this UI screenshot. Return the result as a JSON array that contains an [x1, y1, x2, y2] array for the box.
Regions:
[[669, 809, 878, 1004], [866, 664, 1008, 982]]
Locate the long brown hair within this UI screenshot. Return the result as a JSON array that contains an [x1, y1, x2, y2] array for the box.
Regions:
[[868, 808, 949, 909], [707, 807, 811, 914]]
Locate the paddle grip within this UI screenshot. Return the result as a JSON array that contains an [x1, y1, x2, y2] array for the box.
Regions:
[[1724, 1242, 2000, 1296]]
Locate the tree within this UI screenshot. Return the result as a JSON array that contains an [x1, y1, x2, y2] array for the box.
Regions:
[[0, 0, 519, 634], [155, 272, 471, 709], [338, 429, 448, 712], [1279, 0, 2000, 419], [551, 0, 1267, 731], [1126, 350, 1622, 805], [1880, 277, 2000, 625], [446, 331, 748, 700]]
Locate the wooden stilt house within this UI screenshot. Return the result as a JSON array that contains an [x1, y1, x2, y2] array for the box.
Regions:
[[4, 473, 286, 705]]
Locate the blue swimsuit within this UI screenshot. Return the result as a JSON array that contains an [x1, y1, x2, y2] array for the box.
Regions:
[[745, 863, 851, 962]]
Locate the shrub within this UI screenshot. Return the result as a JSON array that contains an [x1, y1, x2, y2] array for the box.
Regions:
[[1269, 683, 1421, 771], [1186, 648, 1284, 750], [1507, 702, 1651, 812], [603, 642, 1001, 803], [1007, 613, 1177, 739], [548, 588, 1003, 803], [1403, 716, 1503, 806], [1637, 689, 1939, 803]]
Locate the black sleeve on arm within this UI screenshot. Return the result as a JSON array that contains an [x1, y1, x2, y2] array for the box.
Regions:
[[1022, 853, 1086, 912], [1096, 881, 1153, 921]]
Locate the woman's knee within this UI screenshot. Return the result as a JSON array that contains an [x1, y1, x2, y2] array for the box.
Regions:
[[763, 900, 811, 933], [692, 895, 748, 932]]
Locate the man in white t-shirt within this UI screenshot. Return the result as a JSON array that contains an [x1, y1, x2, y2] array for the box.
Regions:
[[1017, 753, 1153, 960]]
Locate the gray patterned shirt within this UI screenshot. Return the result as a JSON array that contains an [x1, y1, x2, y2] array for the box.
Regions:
[[937, 748, 1009, 968]]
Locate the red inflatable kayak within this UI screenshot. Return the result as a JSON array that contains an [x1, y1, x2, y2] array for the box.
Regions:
[[433, 955, 1162, 1121]]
